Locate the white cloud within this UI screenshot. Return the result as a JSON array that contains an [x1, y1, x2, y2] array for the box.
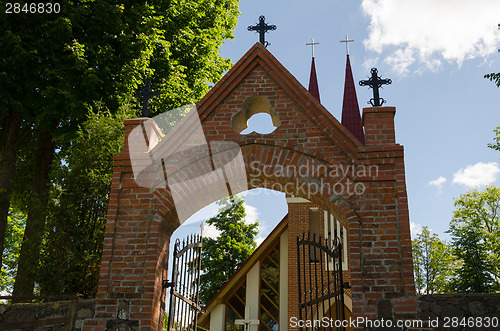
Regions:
[[428, 176, 446, 193], [255, 236, 266, 247], [201, 203, 259, 240], [203, 223, 221, 239], [410, 222, 423, 238], [361, 0, 500, 74], [384, 48, 416, 75], [243, 203, 259, 224], [452, 162, 500, 188], [244, 203, 267, 246]]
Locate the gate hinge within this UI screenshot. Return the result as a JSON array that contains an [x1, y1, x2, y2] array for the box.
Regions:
[[162, 279, 174, 290], [342, 281, 351, 289]]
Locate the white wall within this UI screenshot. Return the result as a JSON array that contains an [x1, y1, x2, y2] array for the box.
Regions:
[[246, 261, 260, 331], [210, 304, 225, 331], [279, 230, 288, 329]]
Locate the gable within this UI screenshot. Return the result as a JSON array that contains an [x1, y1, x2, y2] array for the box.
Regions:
[[197, 43, 361, 163]]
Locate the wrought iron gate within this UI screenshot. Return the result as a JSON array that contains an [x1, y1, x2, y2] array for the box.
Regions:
[[165, 234, 203, 331], [297, 232, 348, 330]]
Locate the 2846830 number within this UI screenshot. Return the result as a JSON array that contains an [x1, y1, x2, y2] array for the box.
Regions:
[[443, 316, 499, 328], [5, 2, 60, 14]]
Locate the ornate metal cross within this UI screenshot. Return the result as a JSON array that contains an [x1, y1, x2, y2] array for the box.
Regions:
[[340, 35, 354, 55], [306, 38, 319, 57], [136, 80, 161, 117], [247, 15, 276, 47], [359, 68, 392, 107]]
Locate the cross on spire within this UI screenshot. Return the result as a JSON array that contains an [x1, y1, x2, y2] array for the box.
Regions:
[[136, 80, 161, 117], [306, 38, 319, 57], [359, 68, 392, 107], [247, 15, 277, 47], [340, 35, 354, 55]]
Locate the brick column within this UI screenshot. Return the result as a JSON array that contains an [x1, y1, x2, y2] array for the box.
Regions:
[[84, 118, 171, 331], [354, 106, 417, 329], [285, 199, 312, 326], [362, 106, 396, 145]]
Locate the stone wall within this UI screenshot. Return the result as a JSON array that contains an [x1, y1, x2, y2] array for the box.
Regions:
[[0, 298, 95, 330], [3, 294, 499, 330], [419, 294, 500, 330]]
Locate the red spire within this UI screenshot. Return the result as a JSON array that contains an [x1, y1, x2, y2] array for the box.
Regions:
[[308, 57, 321, 102], [341, 55, 365, 144]]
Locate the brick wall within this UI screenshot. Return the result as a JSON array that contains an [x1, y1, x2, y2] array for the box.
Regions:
[[85, 43, 416, 330]]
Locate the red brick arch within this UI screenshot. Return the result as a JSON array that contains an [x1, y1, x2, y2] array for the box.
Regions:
[[83, 43, 417, 330]]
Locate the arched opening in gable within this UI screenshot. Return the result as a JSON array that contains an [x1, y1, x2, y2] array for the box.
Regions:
[[231, 96, 280, 134]]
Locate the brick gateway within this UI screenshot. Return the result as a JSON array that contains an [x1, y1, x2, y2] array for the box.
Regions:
[[82, 43, 417, 330]]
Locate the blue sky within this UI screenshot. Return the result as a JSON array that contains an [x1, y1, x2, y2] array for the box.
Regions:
[[171, 0, 500, 249]]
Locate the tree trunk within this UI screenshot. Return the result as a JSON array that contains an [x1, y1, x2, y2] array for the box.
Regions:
[[13, 130, 55, 298], [0, 110, 22, 268]]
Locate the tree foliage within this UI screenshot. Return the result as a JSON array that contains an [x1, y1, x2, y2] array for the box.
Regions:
[[0, 209, 25, 293], [487, 126, 500, 152], [447, 186, 500, 293], [412, 227, 456, 294], [0, 0, 240, 296], [484, 73, 500, 87], [199, 196, 258, 305], [37, 106, 133, 297], [484, 24, 500, 87]]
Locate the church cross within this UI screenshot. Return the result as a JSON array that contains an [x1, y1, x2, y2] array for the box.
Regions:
[[136, 80, 161, 117], [235, 307, 260, 331], [247, 15, 277, 47], [340, 35, 354, 55], [359, 68, 392, 107], [234, 306, 260, 331], [306, 38, 319, 57], [235, 319, 260, 331]]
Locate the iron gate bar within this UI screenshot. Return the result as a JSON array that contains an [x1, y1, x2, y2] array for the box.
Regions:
[[301, 289, 344, 308], [297, 232, 346, 331], [166, 234, 203, 331]]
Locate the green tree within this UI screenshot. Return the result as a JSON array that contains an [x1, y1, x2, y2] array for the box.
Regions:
[[447, 186, 500, 293], [487, 126, 500, 152], [485, 72, 500, 87], [0, 209, 25, 293], [412, 227, 456, 294], [484, 24, 500, 87], [0, 0, 240, 297], [37, 105, 133, 297], [199, 196, 258, 305]]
